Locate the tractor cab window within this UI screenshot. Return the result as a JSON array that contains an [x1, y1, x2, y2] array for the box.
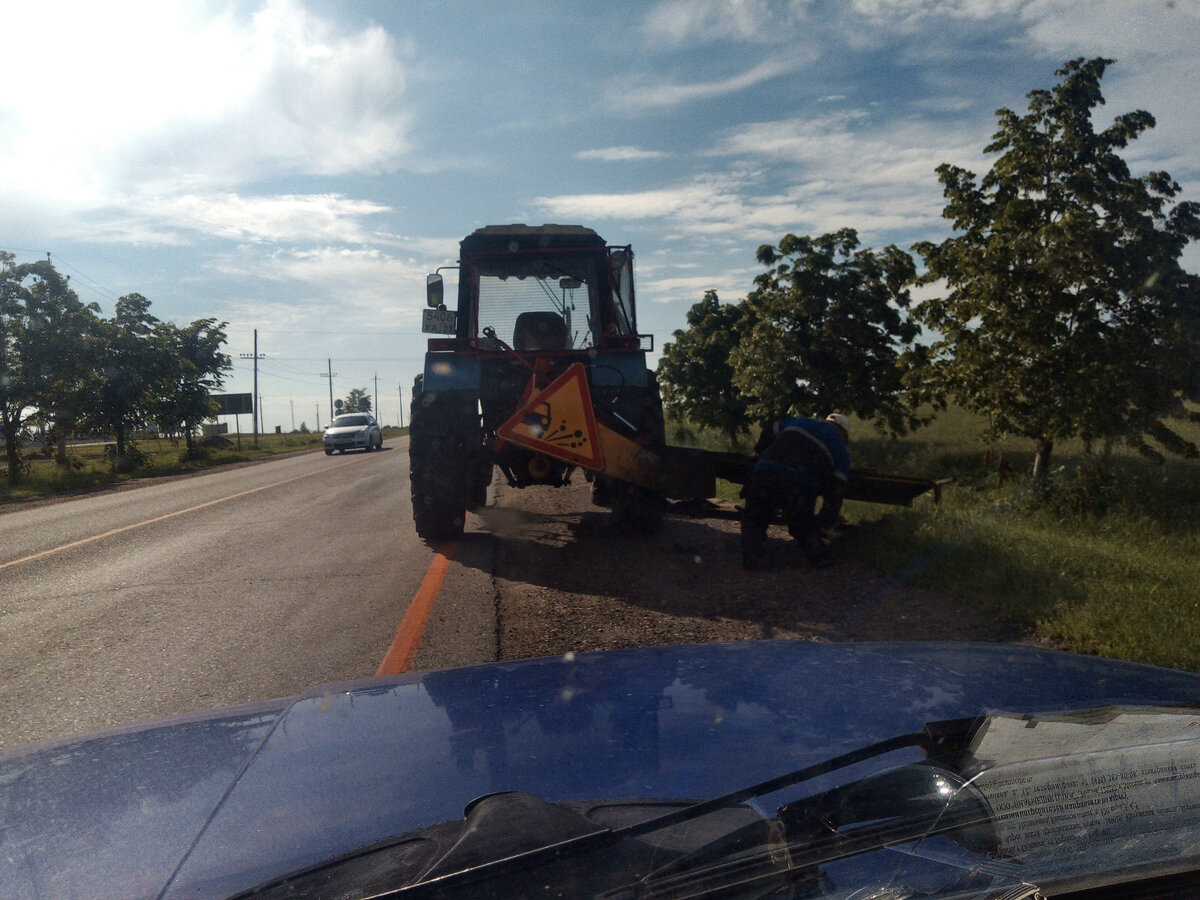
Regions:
[[472, 253, 601, 351]]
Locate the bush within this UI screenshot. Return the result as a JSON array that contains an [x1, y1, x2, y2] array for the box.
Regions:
[[1033, 458, 1123, 520], [103, 442, 148, 472]]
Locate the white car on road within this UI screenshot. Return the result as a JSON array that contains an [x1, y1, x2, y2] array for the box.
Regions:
[[323, 413, 382, 454]]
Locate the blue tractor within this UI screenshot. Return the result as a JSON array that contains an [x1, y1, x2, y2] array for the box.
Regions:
[[410, 225, 668, 541]]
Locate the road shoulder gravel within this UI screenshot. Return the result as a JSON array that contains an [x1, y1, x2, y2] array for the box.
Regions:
[[482, 478, 1028, 661]]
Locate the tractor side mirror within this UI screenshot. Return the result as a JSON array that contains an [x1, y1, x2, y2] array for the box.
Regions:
[[426, 273, 444, 308]]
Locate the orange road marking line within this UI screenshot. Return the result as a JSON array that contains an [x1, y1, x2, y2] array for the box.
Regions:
[[376, 531, 463, 676], [0, 459, 360, 572]]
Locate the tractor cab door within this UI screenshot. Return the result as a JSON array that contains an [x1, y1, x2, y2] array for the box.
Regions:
[[601, 246, 640, 350]]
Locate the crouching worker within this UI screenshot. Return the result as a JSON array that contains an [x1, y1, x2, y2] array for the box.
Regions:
[[740, 414, 850, 570]]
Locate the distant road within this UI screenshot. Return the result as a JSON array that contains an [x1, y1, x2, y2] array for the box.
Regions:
[[0, 441, 496, 752]]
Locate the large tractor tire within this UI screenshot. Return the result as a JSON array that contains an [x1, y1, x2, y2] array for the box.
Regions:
[[587, 369, 667, 533], [611, 480, 665, 534], [409, 380, 483, 543], [588, 367, 672, 532], [616, 370, 666, 533]]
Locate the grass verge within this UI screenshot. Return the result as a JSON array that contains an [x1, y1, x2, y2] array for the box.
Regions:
[[670, 410, 1200, 672], [2, 428, 409, 504]]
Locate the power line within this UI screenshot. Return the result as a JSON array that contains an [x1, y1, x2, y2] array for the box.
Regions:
[[256, 359, 328, 380], [5, 249, 124, 305], [44, 252, 123, 304], [229, 356, 425, 362], [242, 367, 319, 388], [243, 328, 426, 336]]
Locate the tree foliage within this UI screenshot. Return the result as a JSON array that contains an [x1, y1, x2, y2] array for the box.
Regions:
[[86, 293, 165, 464], [657, 231, 923, 442], [0, 255, 231, 482], [657, 290, 752, 444], [0, 256, 100, 484], [913, 57, 1200, 480], [732, 229, 922, 434], [343, 387, 372, 413], [152, 319, 231, 457]]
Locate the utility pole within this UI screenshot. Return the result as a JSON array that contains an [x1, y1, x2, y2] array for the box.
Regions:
[[239, 331, 265, 448], [320, 359, 337, 422], [316, 404, 321, 431], [290, 399, 295, 432], [254, 331, 259, 443], [374, 372, 379, 420], [398, 383, 404, 428]]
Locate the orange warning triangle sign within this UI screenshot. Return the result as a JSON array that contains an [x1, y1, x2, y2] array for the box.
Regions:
[[497, 363, 604, 470]]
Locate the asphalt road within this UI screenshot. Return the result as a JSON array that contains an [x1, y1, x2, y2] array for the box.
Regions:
[[0, 440, 496, 753]]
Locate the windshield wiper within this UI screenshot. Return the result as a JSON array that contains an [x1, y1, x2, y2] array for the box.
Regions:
[[609, 761, 1000, 899], [232, 721, 985, 900], [361, 722, 980, 899]]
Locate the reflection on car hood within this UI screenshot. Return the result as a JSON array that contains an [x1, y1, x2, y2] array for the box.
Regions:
[[2, 641, 1199, 898], [324, 425, 368, 434]]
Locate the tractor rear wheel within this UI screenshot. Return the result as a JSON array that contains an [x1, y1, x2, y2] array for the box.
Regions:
[[614, 371, 666, 533], [612, 481, 664, 534], [409, 381, 482, 543]]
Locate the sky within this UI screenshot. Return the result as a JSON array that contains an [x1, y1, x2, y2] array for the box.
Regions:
[[2, 0, 1198, 433]]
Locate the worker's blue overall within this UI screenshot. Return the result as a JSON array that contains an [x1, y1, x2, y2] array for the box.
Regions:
[[740, 417, 850, 570]]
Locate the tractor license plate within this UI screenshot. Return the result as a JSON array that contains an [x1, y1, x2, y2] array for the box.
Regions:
[[422, 308, 457, 334]]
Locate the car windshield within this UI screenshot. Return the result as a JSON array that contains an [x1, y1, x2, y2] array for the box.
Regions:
[[1, 3, 1197, 899], [234, 701, 1200, 899]]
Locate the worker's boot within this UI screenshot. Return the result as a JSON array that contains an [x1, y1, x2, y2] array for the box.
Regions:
[[802, 534, 834, 568]]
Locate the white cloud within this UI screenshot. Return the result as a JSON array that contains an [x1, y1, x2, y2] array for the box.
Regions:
[[576, 146, 671, 162], [0, 1, 411, 211], [1020, 4, 1200, 181], [536, 174, 756, 229], [1021, 0, 1200, 57], [711, 111, 989, 240], [837, 2, 1200, 181], [538, 107, 988, 252], [216, 245, 430, 326], [848, 0, 1030, 27], [81, 192, 393, 247], [386, 235, 464, 264], [611, 57, 810, 112], [640, 272, 753, 305], [642, 0, 811, 45]]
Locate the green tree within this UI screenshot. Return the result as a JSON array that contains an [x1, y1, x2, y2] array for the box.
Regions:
[[31, 269, 103, 467], [0, 255, 100, 484], [657, 290, 752, 445], [913, 58, 1200, 482], [343, 388, 372, 413], [86, 293, 165, 466], [731, 229, 922, 434], [152, 318, 230, 457]]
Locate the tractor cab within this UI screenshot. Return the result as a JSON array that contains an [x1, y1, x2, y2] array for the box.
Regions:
[[424, 224, 642, 355]]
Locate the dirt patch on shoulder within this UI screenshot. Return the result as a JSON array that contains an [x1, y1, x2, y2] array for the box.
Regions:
[[482, 479, 1026, 661]]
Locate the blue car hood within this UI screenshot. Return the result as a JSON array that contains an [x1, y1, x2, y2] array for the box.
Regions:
[[3, 641, 1200, 898]]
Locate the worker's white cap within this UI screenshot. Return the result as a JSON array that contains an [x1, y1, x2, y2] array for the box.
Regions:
[[825, 414, 850, 440]]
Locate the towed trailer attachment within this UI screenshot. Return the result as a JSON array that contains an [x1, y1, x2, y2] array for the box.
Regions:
[[657, 447, 950, 508]]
